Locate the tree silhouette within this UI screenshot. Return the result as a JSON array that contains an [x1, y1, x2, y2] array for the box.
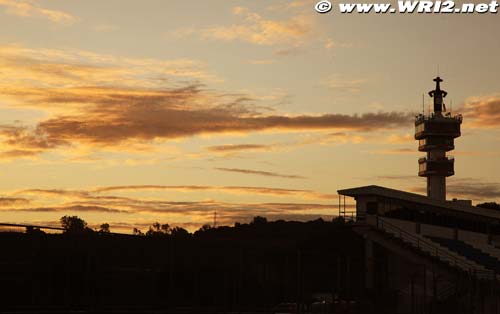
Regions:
[[133, 227, 144, 236], [146, 222, 170, 236], [199, 224, 212, 232], [161, 223, 170, 233], [99, 223, 110, 233], [252, 216, 268, 225], [170, 226, 189, 238], [477, 202, 500, 211], [60, 215, 92, 234]]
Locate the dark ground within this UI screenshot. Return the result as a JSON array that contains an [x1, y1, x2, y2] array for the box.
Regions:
[[0, 218, 395, 313]]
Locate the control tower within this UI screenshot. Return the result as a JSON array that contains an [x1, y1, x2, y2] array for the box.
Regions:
[[415, 77, 463, 201]]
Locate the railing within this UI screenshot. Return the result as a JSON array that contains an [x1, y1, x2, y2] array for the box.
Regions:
[[337, 194, 356, 222], [415, 113, 463, 123], [418, 156, 454, 163], [373, 216, 496, 279], [341, 211, 357, 222], [0, 222, 64, 233]]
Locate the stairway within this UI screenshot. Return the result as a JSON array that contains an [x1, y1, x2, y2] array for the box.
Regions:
[[426, 236, 500, 274], [370, 216, 493, 278]]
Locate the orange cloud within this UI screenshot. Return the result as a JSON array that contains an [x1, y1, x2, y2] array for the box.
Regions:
[[385, 133, 413, 144], [322, 78, 366, 93], [203, 133, 366, 159], [214, 167, 307, 179], [92, 185, 335, 200], [409, 178, 500, 203], [247, 59, 276, 65], [0, 197, 30, 207], [0, 45, 218, 91], [10, 204, 126, 213], [273, 47, 303, 56], [0, 149, 42, 160], [461, 95, 500, 128], [200, 7, 312, 45], [206, 144, 272, 153], [2, 184, 346, 232], [0, 44, 413, 158], [4, 193, 339, 227], [3, 105, 413, 148], [372, 148, 416, 155], [0, 0, 77, 24]]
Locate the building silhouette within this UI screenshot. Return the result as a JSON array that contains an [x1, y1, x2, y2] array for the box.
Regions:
[[339, 77, 500, 313], [416, 76, 462, 201]]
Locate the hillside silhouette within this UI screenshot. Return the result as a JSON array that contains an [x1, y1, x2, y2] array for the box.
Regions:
[[0, 216, 378, 313]]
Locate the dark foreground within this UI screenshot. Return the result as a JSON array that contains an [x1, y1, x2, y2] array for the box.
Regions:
[[0, 219, 393, 313]]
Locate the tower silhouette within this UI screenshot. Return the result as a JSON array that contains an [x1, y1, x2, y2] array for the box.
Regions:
[[415, 77, 463, 200]]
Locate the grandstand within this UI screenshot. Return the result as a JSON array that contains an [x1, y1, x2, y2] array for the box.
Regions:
[[338, 78, 500, 314]]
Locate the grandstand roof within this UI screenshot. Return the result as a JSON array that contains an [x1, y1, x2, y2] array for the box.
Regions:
[[338, 185, 500, 221]]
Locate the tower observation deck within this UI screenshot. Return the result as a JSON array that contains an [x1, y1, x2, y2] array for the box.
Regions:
[[415, 77, 462, 201]]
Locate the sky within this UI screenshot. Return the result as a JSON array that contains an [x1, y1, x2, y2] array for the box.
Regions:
[[0, 0, 499, 233]]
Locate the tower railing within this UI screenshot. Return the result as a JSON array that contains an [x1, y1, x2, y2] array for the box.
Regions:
[[418, 156, 454, 162], [415, 113, 463, 123]]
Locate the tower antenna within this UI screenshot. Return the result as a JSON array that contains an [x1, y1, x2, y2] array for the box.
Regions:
[[422, 93, 425, 114], [213, 208, 217, 228]]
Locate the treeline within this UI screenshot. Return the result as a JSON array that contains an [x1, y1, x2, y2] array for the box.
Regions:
[[477, 202, 500, 211], [0, 216, 369, 312], [48, 215, 281, 237], [48, 200, 500, 236]]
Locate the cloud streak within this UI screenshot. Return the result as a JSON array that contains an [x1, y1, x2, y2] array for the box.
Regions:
[[2, 185, 341, 231], [215, 167, 307, 179], [200, 7, 312, 46], [323, 78, 366, 93], [409, 178, 500, 202], [0, 0, 77, 24], [1, 105, 414, 151], [372, 148, 417, 155], [0, 182, 350, 232], [10, 204, 126, 213], [461, 95, 500, 128], [92, 185, 335, 200], [0, 44, 414, 160], [0, 197, 30, 207], [206, 144, 272, 153]]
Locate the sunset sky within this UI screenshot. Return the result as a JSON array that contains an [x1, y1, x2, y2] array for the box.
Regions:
[[0, 0, 499, 232]]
